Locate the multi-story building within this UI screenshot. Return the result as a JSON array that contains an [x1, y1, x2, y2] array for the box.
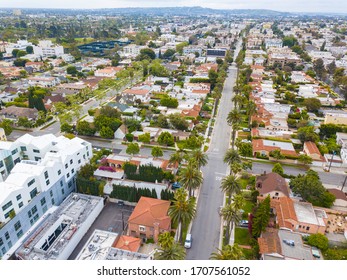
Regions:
[[33, 40, 64, 58], [0, 134, 92, 258], [5, 40, 33, 56]]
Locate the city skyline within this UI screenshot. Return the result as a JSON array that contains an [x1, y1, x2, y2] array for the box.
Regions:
[[1, 0, 347, 14]]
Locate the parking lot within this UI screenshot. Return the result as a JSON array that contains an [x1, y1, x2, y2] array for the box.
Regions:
[[68, 201, 134, 260]]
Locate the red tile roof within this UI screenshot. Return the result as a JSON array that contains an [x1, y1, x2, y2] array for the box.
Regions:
[[113, 235, 141, 252]]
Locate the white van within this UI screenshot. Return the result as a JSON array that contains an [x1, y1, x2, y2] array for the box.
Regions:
[[184, 234, 192, 249]]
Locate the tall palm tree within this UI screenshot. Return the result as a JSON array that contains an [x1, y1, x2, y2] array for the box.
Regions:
[[189, 149, 208, 169], [247, 100, 257, 127], [231, 193, 245, 211], [210, 244, 245, 260], [168, 188, 196, 243], [227, 109, 242, 150], [178, 161, 203, 197], [224, 149, 241, 166], [169, 149, 186, 171], [220, 203, 241, 246], [232, 94, 245, 110], [220, 175, 241, 205], [154, 232, 186, 260]]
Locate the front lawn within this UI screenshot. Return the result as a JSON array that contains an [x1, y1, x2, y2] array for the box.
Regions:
[[235, 228, 251, 246]]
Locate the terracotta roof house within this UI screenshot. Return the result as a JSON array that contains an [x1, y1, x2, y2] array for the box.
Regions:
[[113, 235, 141, 252], [128, 197, 171, 242], [256, 172, 290, 198], [264, 197, 327, 235], [303, 141, 325, 162], [252, 139, 297, 157], [258, 228, 314, 260], [328, 189, 347, 208]]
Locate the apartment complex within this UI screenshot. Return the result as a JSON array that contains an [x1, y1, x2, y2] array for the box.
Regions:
[[0, 134, 92, 258]]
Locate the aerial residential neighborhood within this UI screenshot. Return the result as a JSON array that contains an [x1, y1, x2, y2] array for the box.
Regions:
[[0, 3, 346, 265]]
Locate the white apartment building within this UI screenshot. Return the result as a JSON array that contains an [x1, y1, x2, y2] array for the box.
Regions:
[[0, 134, 92, 258], [122, 44, 145, 57], [33, 40, 64, 58], [5, 40, 33, 55]]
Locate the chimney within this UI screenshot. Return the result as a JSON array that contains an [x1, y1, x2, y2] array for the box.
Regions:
[[153, 221, 160, 243]]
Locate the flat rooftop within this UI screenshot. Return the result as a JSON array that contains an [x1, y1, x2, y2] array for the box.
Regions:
[[293, 201, 321, 225], [16, 193, 103, 260], [76, 229, 118, 260], [278, 230, 314, 260]]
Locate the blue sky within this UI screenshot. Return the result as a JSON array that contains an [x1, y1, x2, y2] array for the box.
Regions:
[[0, 0, 347, 13]]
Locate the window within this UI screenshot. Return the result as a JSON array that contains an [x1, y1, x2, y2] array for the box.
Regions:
[[1, 247, 5, 255], [65, 163, 68, 169], [71, 168, 75, 174], [20, 146, 27, 152], [44, 171, 48, 179], [7, 241, 12, 249], [33, 214, 39, 222], [16, 194, 22, 201], [67, 173, 70, 178], [139, 226, 146, 232], [5, 232, 10, 240], [28, 179, 35, 187], [50, 190, 53, 197], [68, 181, 72, 188], [51, 198, 55, 205], [14, 158, 20, 164], [30, 219, 34, 226], [11, 148, 18, 155], [30, 188, 37, 199], [0, 161, 3, 168], [70, 159, 73, 164], [18, 202, 23, 208], [34, 157, 41, 161], [0, 238, 3, 246], [78, 159, 81, 164], [14, 221, 21, 231], [275, 192, 279, 196], [58, 170, 61, 176], [2, 201, 13, 212], [40, 197, 46, 206], [60, 180, 63, 187], [4, 210, 13, 219], [62, 189, 65, 195], [87, 152, 90, 157], [16, 230, 23, 239], [46, 180, 50, 186], [306, 226, 310, 231], [31, 205, 37, 214], [28, 211, 32, 218], [33, 149, 40, 153], [83, 155, 86, 159]]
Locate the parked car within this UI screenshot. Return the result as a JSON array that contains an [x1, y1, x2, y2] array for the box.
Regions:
[[117, 200, 125, 206], [171, 182, 182, 190], [184, 234, 192, 249], [239, 220, 249, 227], [242, 128, 251, 132]]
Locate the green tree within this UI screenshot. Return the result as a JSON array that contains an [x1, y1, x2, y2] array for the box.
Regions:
[[137, 48, 156, 60], [17, 117, 32, 128], [151, 146, 163, 158], [307, 233, 329, 251], [169, 149, 186, 168], [158, 131, 175, 146], [162, 49, 176, 59], [12, 49, 20, 57], [61, 122, 73, 133], [297, 126, 319, 143], [298, 154, 313, 165], [28, 87, 46, 112], [66, 65, 78, 76], [208, 69, 218, 89], [138, 132, 151, 143], [99, 105, 121, 119], [168, 188, 196, 243], [176, 42, 189, 54], [290, 170, 335, 208], [283, 36, 298, 47], [178, 161, 203, 197], [78, 163, 95, 179], [220, 175, 242, 205], [76, 120, 96, 136], [126, 143, 140, 155], [16, 50, 27, 58], [154, 232, 186, 260], [26, 45, 33, 54], [160, 96, 178, 108], [252, 196, 271, 238], [99, 126, 114, 139], [0, 119, 13, 135], [227, 109, 242, 150], [313, 58, 327, 80], [304, 98, 321, 112], [169, 113, 189, 130], [238, 142, 253, 157], [224, 149, 243, 175], [269, 149, 285, 161], [272, 163, 284, 176], [94, 115, 122, 132], [189, 149, 208, 169], [210, 244, 245, 260], [220, 203, 241, 245]]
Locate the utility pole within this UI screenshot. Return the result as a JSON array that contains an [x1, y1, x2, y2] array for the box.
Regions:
[[327, 151, 336, 172]]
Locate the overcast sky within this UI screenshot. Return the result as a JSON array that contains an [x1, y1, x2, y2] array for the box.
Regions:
[[0, 0, 347, 13]]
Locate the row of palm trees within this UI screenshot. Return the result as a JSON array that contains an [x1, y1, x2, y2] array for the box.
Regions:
[[154, 148, 208, 260]]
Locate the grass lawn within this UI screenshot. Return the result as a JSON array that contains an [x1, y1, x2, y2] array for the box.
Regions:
[[242, 248, 255, 260], [234, 228, 251, 246], [238, 178, 248, 189], [241, 198, 255, 219]]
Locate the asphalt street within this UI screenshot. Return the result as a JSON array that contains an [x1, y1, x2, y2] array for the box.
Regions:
[[186, 57, 241, 259]]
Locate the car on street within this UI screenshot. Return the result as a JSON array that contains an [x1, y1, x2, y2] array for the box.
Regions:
[[239, 220, 249, 227], [184, 234, 192, 249]]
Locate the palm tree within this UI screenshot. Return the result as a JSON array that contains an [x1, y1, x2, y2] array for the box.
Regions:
[[220, 175, 241, 204], [220, 204, 241, 246], [178, 161, 203, 197], [168, 188, 196, 243], [223, 149, 241, 166], [210, 244, 245, 260], [231, 193, 245, 211], [154, 232, 186, 260], [247, 100, 257, 127], [189, 149, 208, 169], [232, 94, 245, 110], [227, 109, 242, 150]]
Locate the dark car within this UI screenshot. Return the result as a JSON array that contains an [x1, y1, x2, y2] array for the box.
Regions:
[[171, 182, 182, 190], [117, 200, 125, 206]]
